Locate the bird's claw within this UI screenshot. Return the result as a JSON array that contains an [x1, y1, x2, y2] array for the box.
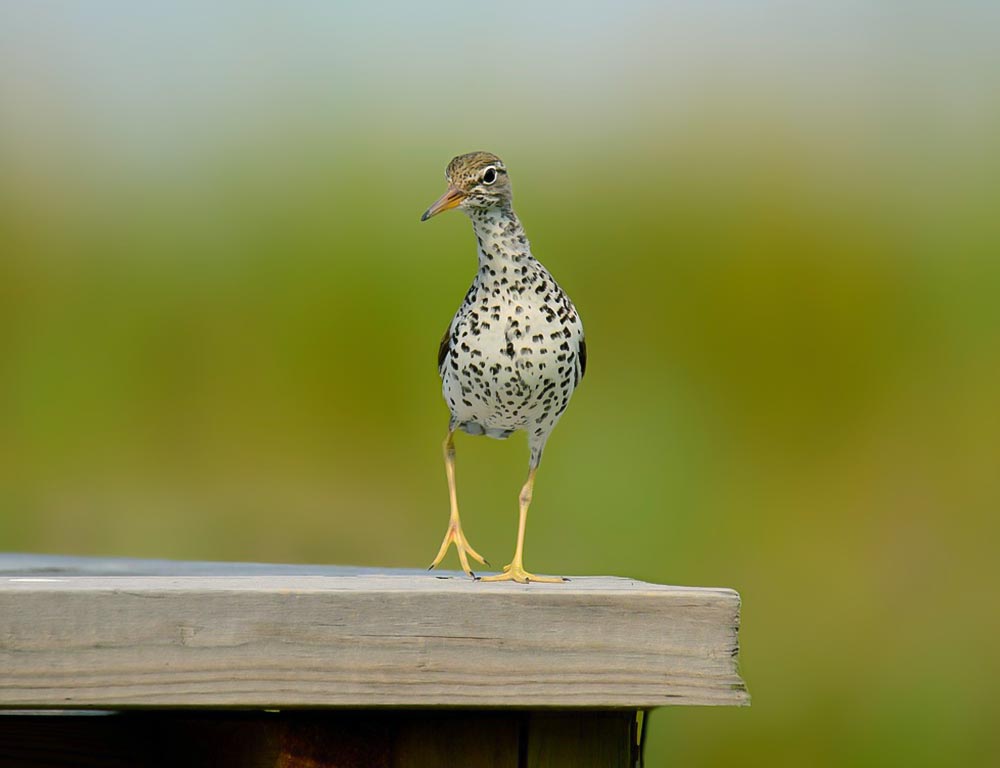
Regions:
[[428, 520, 488, 578], [481, 562, 566, 584]]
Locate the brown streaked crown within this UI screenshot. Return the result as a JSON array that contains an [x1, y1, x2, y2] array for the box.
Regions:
[[446, 151, 512, 202], [421, 151, 514, 222]]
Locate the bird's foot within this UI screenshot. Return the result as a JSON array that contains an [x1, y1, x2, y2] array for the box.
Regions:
[[480, 562, 567, 584], [428, 520, 489, 578]]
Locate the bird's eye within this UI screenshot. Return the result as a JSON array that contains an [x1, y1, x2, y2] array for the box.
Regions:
[[482, 167, 497, 185]]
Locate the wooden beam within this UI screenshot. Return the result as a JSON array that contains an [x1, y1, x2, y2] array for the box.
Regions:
[[0, 710, 643, 767], [0, 555, 748, 709]]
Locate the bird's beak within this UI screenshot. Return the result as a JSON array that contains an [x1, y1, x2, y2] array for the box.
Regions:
[[421, 185, 466, 221]]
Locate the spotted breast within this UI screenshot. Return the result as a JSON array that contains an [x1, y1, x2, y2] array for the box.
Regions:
[[439, 204, 585, 469]]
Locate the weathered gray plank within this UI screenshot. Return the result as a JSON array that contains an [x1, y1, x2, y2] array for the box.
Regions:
[[0, 553, 395, 577], [0, 555, 748, 709]]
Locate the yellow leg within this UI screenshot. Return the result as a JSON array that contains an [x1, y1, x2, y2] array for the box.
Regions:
[[481, 467, 566, 584], [429, 431, 488, 577]]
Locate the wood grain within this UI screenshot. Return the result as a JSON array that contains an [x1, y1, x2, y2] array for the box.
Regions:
[[0, 555, 748, 709], [390, 713, 519, 768], [526, 712, 638, 768]]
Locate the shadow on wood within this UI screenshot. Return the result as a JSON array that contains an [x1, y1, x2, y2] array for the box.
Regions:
[[0, 710, 641, 768]]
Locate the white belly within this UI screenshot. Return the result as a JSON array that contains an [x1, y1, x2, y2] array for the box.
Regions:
[[440, 295, 582, 439]]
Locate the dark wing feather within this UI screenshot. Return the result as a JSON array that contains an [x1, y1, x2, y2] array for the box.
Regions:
[[579, 337, 587, 380], [437, 326, 451, 373]]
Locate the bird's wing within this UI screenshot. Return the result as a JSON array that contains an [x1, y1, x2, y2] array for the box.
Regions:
[[579, 337, 587, 380], [437, 325, 451, 373]]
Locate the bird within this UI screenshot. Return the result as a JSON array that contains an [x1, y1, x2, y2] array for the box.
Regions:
[[421, 151, 586, 584]]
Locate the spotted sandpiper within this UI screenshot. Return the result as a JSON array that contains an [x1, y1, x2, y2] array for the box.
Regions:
[[422, 152, 587, 584]]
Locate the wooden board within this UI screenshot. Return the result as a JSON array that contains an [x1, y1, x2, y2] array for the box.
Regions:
[[0, 555, 748, 709], [0, 710, 641, 767]]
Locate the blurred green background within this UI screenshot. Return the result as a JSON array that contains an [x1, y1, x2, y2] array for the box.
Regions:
[[2, 2, 998, 765]]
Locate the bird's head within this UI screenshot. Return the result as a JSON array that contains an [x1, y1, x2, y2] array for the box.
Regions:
[[421, 151, 512, 222]]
